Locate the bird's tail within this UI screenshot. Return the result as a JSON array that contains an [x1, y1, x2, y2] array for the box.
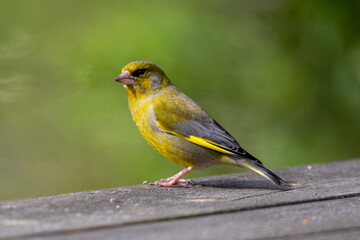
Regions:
[[235, 159, 288, 187]]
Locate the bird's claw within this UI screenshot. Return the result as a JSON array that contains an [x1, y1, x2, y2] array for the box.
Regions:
[[147, 178, 194, 187]]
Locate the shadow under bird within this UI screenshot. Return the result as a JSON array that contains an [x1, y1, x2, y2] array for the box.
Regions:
[[114, 61, 287, 187]]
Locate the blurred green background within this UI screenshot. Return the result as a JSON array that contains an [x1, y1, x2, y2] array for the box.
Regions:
[[1, 0, 359, 200]]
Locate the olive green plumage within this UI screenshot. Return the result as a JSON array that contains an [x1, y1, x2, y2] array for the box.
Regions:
[[114, 61, 287, 187]]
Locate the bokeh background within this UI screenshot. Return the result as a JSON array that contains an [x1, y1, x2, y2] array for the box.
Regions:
[[1, 0, 360, 200]]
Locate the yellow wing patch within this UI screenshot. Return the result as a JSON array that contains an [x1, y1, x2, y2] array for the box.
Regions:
[[156, 121, 235, 155], [185, 135, 235, 155]]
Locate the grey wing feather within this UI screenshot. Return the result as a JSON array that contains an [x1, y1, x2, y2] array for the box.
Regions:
[[154, 86, 262, 163], [167, 113, 261, 162]]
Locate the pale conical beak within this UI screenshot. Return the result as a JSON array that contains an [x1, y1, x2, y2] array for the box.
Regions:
[[113, 70, 135, 85]]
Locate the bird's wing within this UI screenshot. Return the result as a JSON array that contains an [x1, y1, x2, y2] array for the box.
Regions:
[[153, 88, 260, 161]]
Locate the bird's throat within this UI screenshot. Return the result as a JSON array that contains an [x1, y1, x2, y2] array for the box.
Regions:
[[125, 85, 137, 99]]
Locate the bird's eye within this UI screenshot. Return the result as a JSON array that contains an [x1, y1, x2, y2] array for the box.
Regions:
[[132, 69, 146, 77]]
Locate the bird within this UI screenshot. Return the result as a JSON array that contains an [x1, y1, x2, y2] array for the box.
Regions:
[[114, 61, 287, 187]]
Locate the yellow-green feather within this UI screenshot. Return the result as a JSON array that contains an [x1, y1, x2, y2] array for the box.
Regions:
[[120, 61, 287, 186]]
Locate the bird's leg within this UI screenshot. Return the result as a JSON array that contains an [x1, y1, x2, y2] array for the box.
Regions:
[[149, 167, 193, 187]]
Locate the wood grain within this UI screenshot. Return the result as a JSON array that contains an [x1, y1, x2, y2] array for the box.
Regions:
[[1, 159, 359, 239]]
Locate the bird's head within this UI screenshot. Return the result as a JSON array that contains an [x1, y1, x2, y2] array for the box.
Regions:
[[114, 61, 170, 97]]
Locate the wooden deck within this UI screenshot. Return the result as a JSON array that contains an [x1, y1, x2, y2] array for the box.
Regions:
[[1, 159, 360, 240]]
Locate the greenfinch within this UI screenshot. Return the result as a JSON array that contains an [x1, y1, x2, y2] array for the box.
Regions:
[[114, 61, 287, 187]]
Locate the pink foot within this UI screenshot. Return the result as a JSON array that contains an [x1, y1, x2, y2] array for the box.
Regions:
[[148, 178, 193, 187], [144, 167, 194, 187]]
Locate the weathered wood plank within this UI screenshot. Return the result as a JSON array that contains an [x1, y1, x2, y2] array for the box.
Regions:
[[36, 197, 360, 240], [0, 159, 359, 239], [281, 228, 360, 240]]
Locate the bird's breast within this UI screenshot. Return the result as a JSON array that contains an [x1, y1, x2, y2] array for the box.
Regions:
[[127, 91, 221, 169]]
